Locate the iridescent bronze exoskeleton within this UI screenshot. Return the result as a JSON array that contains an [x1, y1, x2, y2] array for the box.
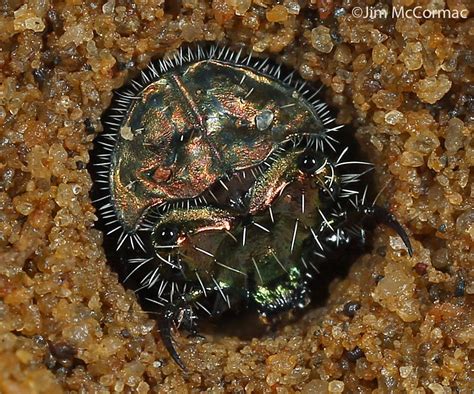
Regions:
[[91, 45, 412, 371]]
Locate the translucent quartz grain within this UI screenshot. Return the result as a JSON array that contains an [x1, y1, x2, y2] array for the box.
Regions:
[[311, 25, 334, 54]]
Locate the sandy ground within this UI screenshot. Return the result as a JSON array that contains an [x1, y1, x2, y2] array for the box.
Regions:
[[0, 0, 472, 392]]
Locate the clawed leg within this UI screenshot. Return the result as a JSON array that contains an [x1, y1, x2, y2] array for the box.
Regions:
[[158, 303, 188, 372], [158, 299, 199, 372], [357, 205, 413, 256], [157, 287, 231, 370], [307, 204, 412, 264]]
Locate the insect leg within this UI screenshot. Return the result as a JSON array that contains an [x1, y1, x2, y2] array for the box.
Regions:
[[356, 205, 413, 256], [305, 204, 412, 268], [158, 302, 189, 372], [158, 291, 203, 372]]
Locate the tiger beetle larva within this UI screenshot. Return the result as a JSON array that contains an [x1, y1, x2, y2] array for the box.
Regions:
[[90, 44, 412, 371]]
